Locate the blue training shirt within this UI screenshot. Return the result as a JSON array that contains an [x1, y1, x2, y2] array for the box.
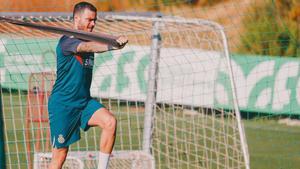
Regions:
[[50, 35, 94, 108]]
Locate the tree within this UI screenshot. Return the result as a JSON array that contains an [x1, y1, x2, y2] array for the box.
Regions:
[[240, 0, 299, 57]]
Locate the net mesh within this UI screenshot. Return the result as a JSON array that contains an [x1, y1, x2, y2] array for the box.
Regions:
[[34, 151, 155, 169], [0, 13, 248, 169]]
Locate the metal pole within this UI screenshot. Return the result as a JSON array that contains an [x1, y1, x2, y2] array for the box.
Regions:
[[142, 20, 161, 154], [0, 83, 6, 168], [219, 27, 250, 169]]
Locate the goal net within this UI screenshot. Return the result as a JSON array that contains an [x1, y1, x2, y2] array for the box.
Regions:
[[0, 12, 249, 169], [33, 151, 155, 169]]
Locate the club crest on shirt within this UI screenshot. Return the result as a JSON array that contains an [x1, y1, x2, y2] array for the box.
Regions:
[[58, 134, 65, 144]]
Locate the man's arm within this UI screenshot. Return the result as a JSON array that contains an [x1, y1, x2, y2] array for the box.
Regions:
[[77, 41, 111, 53], [77, 35, 128, 53]]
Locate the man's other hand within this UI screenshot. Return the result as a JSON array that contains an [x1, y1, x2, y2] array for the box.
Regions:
[[115, 35, 128, 49]]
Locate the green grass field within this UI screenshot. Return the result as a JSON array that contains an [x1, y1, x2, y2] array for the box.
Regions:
[[245, 120, 300, 169], [2, 91, 300, 169]]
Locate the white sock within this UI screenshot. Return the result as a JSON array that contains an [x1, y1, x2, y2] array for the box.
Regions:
[[98, 151, 110, 169]]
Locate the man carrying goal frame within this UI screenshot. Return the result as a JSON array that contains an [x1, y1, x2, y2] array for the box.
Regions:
[[48, 2, 128, 169]]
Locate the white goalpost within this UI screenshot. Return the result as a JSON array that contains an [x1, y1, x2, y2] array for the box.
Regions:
[[0, 12, 249, 169]]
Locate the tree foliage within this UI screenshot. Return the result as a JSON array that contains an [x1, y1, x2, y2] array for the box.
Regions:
[[240, 0, 299, 57]]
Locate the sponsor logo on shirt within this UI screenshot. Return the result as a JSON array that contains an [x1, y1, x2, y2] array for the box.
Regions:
[[83, 56, 94, 69], [75, 55, 94, 69]]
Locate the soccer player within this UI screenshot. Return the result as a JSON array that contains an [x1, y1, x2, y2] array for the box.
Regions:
[[48, 2, 128, 169]]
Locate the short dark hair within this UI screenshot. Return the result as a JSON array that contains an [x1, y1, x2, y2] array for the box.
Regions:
[[73, 1, 97, 18]]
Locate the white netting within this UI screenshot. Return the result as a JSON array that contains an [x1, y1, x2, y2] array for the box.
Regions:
[[0, 13, 248, 169], [34, 151, 154, 169]]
